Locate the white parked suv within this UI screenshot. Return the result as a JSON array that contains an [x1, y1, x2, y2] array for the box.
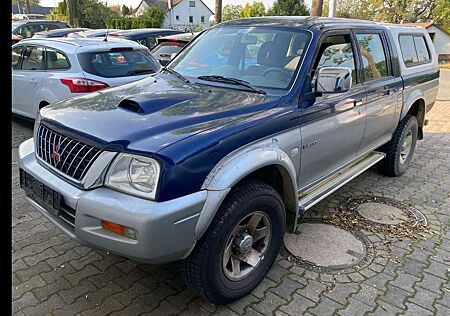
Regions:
[[12, 37, 161, 119]]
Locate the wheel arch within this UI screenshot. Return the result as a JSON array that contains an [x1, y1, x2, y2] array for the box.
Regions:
[[401, 91, 426, 140], [195, 144, 299, 240]]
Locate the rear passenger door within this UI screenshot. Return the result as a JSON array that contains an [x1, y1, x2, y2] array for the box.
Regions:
[[354, 31, 402, 155], [14, 45, 45, 117]]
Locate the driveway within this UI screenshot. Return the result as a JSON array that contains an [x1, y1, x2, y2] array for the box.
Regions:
[[12, 86, 450, 314]]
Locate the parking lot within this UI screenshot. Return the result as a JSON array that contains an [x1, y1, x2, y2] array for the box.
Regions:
[[12, 71, 450, 315]]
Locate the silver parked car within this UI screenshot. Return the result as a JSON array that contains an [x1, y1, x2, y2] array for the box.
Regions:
[[12, 37, 161, 119]]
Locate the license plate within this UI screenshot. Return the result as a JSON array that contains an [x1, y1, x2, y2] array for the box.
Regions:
[[19, 169, 61, 216]]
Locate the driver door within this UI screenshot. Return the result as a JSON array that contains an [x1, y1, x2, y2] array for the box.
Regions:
[[298, 31, 367, 189]]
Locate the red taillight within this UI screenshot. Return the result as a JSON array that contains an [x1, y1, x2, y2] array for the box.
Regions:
[[109, 33, 120, 36], [60, 78, 109, 93]]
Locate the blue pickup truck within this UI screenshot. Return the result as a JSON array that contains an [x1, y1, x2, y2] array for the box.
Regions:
[[19, 17, 439, 303]]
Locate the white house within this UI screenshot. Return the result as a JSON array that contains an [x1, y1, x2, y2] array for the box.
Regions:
[[131, 0, 214, 31], [401, 22, 450, 64]]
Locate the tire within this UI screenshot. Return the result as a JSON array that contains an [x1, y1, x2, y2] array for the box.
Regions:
[[176, 179, 285, 304], [378, 114, 418, 177]]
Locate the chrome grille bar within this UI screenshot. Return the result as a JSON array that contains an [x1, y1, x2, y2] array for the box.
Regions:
[[35, 124, 101, 181]]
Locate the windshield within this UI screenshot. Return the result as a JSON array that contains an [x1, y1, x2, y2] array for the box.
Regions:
[[77, 49, 160, 78], [168, 26, 310, 93]]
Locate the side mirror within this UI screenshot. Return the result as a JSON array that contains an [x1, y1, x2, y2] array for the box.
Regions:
[[316, 67, 352, 94]]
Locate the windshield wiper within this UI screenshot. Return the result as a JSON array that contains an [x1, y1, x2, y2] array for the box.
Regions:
[[162, 67, 190, 83], [197, 75, 266, 95], [130, 69, 155, 75]]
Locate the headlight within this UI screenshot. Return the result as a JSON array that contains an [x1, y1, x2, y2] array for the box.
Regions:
[[105, 153, 160, 200]]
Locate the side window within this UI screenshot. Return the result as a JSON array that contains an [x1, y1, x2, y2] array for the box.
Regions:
[[42, 24, 59, 31], [399, 36, 418, 65], [45, 48, 70, 70], [21, 46, 45, 70], [355, 33, 389, 81], [147, 36, 157, 49], [313, 34, 357, 85], [413, 36, 430, 62], [399, 35, 431, 66], [12, 46, 24, 70]]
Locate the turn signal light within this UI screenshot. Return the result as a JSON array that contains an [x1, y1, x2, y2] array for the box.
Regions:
[[101, 220, 137, 239]]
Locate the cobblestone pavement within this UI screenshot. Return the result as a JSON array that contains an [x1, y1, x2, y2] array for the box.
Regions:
[[12, 100, 450, 315]]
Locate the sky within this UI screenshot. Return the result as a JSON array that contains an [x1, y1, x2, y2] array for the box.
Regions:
[[39, 0, 313, 12]]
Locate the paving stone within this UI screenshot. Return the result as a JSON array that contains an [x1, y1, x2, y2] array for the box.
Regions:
[[279, 294, 316, 315], [389, 272, 420, 293], [251, 277, 277, 299], [12, 292, 39, 313], [309, 296, 344, 316], [370, 301, 403, 315], [406, 286, 438, 313], [227, 294, 259, 314], [296, 280, 327, 303], [81, 297, 124, 315], [22, 294, 65, 316], [380, 285, 411, 309], [417, 273, 446, 294], [253, 292, 287, 315], [65, 264, 101, 286], [337, 297, 373, 316], [59, 281, 97, 304], [323, 283, 359, 305], [404, 302, 433, 316]]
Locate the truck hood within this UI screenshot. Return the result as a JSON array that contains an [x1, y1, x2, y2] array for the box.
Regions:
[[40, 74, 279, 154]]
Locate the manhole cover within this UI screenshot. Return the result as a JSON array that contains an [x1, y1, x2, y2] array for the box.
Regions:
[[357, 202, 409, 225], [284, 223, 366, 269]]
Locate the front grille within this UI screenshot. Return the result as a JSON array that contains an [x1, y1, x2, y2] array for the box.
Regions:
[[35, 124, 101, 181]]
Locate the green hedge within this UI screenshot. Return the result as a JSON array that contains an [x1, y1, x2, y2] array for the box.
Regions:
[[107, 17, 162, 30]]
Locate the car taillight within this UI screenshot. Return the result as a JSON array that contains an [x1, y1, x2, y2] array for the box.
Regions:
[[60, 78, 109, 93]]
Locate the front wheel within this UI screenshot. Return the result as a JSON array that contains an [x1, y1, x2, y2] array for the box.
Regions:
[[378, 114, 418, 176], [176, 180, 285, 304]]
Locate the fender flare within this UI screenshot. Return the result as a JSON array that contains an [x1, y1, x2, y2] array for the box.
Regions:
[[194, 143, 298, 240], [400, 89, 425, 122]]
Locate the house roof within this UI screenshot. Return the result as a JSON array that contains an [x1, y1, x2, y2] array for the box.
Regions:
[[400, 21, 450, 37], [11, 5, 54, 15], [132, 0, 213, 15]]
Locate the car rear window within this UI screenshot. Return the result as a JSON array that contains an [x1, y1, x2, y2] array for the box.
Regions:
[[399, 35, 431, 66], [77, 49, 160, 78], [151, 42, 185, 57]]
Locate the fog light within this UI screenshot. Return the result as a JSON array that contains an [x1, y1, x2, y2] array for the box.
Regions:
[[101, 220, 137, 239]]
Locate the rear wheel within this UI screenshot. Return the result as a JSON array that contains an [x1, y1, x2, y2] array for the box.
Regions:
[[176, 180, 285, 304], [378, 114, 418, 176]]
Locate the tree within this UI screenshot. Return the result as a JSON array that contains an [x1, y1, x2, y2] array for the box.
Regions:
[[311, 0, 323, 16], [433, 0, 450, 32], [215, 0, 223, 23], [239, 1, 266, 18], [75, 0, 119, 28], [222, 4, 242, 21], [267, 0, 309, 16], [12, 0, 40, 4], [143, 5, 166, 27], [121, 4, 130, 16]]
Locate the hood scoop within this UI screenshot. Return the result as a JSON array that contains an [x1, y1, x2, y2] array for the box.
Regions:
[[118, 94, 193, 114]]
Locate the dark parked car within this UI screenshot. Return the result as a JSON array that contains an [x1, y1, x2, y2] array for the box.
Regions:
[[151, 32, 198, 66], [109, 28, 183, 50], [32, 28, 90, 38], [12, 20, 70, 39], [67, 29, 120, 38]]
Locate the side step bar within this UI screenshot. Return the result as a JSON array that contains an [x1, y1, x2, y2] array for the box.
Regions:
[[298, 151, 386, 213]]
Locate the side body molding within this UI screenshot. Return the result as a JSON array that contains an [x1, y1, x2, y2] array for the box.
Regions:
[[195, 133, 300, 240]]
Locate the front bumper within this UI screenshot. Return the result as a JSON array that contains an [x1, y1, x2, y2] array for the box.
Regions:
[[19, 138, 207, 263]]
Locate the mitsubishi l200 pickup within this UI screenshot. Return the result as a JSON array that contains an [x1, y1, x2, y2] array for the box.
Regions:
[[19, 17, 439, 304]]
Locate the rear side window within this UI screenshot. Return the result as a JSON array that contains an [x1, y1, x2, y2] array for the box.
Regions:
[[399, 36, 418, 65], [12, 45, 23, 70], [77, 49, 160, 78], [414, 36, 430, 62], [21, 46, 45, 70], [45, 48, 70, 70], [355, 33, 389, 81], [399, 35, 431, 66], [151, 42, 185, 57]]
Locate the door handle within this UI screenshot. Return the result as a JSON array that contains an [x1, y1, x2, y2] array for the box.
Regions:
[[353, 99, 363, 107]]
